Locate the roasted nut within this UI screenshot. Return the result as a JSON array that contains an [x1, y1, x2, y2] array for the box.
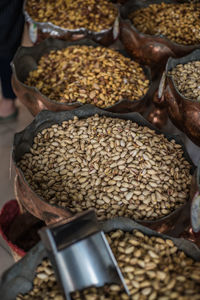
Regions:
[[25, 45, 149, 108], [18, 115, 192, 221], [169, 61, 200, 101], [129, 3, 200, 45], [16, 230, 200, 299], [26, 0, 117, 32]]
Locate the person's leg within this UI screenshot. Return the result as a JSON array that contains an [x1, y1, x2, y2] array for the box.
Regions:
[[0, 56, 17, 118]]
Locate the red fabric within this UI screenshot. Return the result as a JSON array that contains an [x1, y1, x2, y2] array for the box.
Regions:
[[0, 200, 26, 257]]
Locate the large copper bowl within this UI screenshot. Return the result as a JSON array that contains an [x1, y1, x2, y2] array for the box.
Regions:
[[161, 49, 200, 147], [24, 0, 120, 46], [1, 218, 200, 300], [119, 0, 200, 76], [13, 105, 195, 231], [11, 38, 154, 116]]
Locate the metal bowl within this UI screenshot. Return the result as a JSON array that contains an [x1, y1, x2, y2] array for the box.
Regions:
[[160, 49, 200, 147], [119, 0, 200, 76], [11, 38, 154, 116], [1, 218, 200, 300], [13, 105, 195, 232], [179, 158, 200, 246], [24, 0, 120, 46]]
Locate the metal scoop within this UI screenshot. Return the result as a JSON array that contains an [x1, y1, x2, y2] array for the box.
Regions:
[[39, 210, 129, 300]]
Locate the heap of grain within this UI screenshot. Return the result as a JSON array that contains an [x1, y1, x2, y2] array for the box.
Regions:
[[169, 61, 200, 101], [25, 46, 149, 108], [129, 3, 200, 45], [26, 0, 118, 32], [16, 230, 200, 300], [18, 115, 192, 221]]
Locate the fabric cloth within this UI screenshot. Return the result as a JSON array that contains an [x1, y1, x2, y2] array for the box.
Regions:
[[0, 57, 16, 99], [0, 0, 24, 58], [0, 0, 24, 99], [0, 199, 25, 258]]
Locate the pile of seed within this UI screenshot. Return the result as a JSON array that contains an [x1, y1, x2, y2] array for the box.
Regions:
[[16, 259, 64, 300], [16, 230, 200, 300], [129, 3, 200, 45], [25, 46, 149, 108], [18, 115, 192, 221], [169, 61, 200, 101], [26, 0, 117, 32]]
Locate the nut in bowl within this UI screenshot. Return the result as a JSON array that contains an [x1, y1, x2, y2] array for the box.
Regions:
[[120, 0, 200, 75], [13, 105, 195, 231], [1, 219, 200, 300], [16, 230, 200, 299], [11, 38, 153, 116], [24, 0, 119, 45], [160, 49, 200, 147]]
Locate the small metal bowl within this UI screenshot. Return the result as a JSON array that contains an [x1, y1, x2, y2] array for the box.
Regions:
[[161, 49, 200, 147]]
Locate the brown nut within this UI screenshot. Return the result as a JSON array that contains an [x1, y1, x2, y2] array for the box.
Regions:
[[25, 45, 149, 108], [26, 0, 117, 32], [16, 230, 200, 300], [129, 3, 200, 46], [18, 115, 192, 221]]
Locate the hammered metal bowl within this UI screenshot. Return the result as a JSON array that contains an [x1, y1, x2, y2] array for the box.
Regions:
[[24, 0, 120, 46], [11, 38, 154, 116], [160, 49, 200, 147], [13, 105, 195, 232], [1, 218, 200, 300], [119, 0, 200, 76]]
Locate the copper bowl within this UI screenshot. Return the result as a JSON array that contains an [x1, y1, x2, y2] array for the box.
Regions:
[[158, 49, 200, 147], [177, 163, 200, 246], [1, 218, 200, 300], [119, 0, 200, 76], [191, 163, 200, 234], [13, 105, 195, 231], [181, 189, 200, 248], [11, 38, 154, 116], [163, 163, 198, 238], [24, 0, 120, 46]]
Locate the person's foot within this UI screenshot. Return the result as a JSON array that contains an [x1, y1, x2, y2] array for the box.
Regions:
[[0, 98, 17, 117]]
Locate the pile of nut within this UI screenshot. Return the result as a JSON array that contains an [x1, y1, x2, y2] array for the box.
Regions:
[[18, 115, 192, 221], [16, 259, 64, 300], [26, 0, 117, 32], [25, 46, 149, 108], [16, 230, 200, 300], [169, 61, 200, 101], [129, 3, 200, 45]]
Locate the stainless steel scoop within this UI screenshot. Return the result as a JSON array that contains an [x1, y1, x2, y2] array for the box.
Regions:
[[39, 210, 129, 300]]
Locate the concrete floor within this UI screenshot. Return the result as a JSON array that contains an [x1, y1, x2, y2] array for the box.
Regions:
[[0, 101, 33, 276]]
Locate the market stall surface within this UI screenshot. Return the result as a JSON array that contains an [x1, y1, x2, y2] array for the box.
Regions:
[[0, 100, 33, 276]]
